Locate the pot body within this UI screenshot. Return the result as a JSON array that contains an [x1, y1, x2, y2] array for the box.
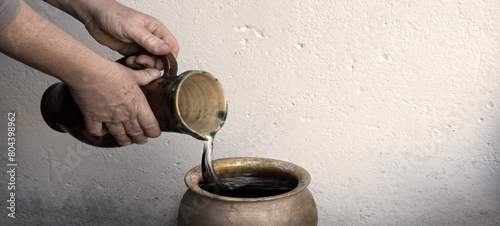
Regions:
[[178, 157, 318, 226]]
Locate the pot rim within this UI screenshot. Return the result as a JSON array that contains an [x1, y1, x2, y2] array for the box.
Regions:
[[184, 157, 311, 202]]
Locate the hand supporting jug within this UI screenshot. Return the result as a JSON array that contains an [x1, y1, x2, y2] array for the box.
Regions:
[[40, 53, 227, 147]]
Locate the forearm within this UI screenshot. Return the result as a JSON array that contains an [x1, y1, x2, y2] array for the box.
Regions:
[[0, 1, 110, 86], [43, 0, 115, 25]]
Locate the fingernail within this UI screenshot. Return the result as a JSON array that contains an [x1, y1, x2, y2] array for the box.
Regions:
[[157, 43, 170, 53], [147, 68, 161, 77]]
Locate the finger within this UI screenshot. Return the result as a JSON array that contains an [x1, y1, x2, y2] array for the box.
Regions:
[[129, 25, 176, 56], [124, 56, 143, 69], [84, 120, 107, 136], [169, 41, 179, 58], [154, 57, 165, 70], [133, 55, 166, 70], [155, 28, 179, 57], [123, 119, 148, 145], [132, 68, 161, 86], [137, 107, 161, 138], [124, 55, 156, 69], [118, 43, 144, 56], [135, 54, 157, 68], [105, 122, 133, 146]]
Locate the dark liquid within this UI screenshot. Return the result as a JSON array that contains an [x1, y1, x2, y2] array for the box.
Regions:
[[199, 176, 297, 198], [200, 137, 297, 198]]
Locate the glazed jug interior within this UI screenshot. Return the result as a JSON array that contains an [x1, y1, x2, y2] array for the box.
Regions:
[[175, 72, 227, 138]]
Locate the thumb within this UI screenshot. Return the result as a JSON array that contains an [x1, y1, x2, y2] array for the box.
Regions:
[[133, 68, 162, 86], [133, 27, 171, 55]]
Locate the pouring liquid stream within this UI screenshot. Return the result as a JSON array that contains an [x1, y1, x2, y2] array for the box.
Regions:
[[201, 136, 220, 185]]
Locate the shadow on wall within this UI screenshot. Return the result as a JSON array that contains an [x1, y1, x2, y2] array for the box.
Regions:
[[13, 187, 177, 225]]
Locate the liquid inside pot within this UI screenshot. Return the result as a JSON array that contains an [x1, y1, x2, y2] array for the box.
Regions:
[[199, 174, 298, 198], [200, 139, 299, 198]]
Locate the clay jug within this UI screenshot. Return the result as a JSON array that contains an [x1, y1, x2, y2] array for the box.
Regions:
[[40, 53, 227, 147], [178, 157, 318, 226]]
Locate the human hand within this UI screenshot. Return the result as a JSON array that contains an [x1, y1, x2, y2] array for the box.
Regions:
[[67, 62, 162, 146], [83, 0, 179, 69], [1, 1, 164, 146], [43, 0, 179, 69]]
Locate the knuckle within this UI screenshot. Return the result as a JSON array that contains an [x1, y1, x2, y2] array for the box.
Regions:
[[143, 34, 158, 47], [88, 129, 103, 136], [128, 131, 145, 137], [107, 125, 127, 137], [143, 120, 159, 130], [112, 130, 128, 137]]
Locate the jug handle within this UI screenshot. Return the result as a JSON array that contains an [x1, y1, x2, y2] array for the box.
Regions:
[[115, 52, 178, 77]]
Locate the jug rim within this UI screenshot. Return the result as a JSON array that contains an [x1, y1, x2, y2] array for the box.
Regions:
[[171, 70, 228, 140]]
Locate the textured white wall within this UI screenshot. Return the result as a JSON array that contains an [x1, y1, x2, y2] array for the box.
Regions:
[[1, 0, 499, 225]]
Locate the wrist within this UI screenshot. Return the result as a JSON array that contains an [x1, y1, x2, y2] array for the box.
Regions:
[[62, 57, 118, 88]]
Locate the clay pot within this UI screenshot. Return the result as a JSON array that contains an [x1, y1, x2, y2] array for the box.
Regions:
[[178, 157, 318, 226], [40, 54, 227, 147]]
